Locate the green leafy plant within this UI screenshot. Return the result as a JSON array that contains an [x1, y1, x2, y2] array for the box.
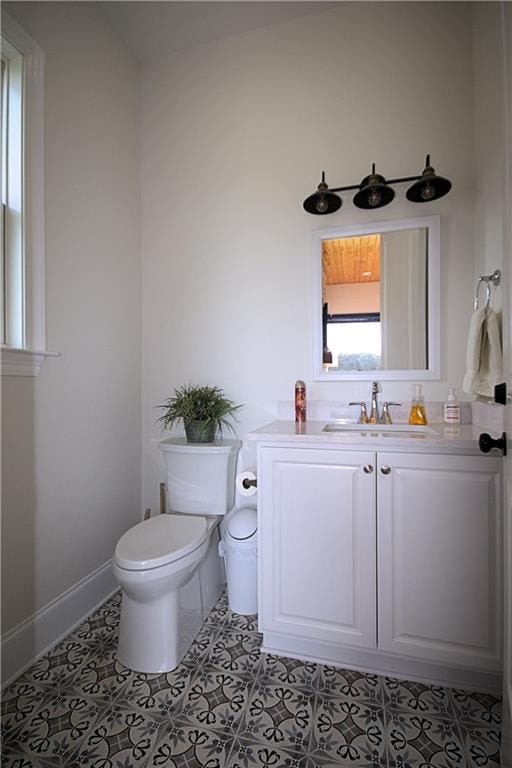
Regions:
[[156, 384, 242, 442]]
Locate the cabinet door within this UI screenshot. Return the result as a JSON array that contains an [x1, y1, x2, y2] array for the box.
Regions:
[[259, 446, 376, 649], [377, 452, 502, 671]]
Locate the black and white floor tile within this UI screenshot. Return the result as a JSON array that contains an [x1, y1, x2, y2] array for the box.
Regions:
[[1, 590, 503, 767]]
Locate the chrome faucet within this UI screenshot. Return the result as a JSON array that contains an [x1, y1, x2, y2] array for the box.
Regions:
[[350, 383, 401, 425], [368, 381, 380, 424], [349, 382, 381, 424]]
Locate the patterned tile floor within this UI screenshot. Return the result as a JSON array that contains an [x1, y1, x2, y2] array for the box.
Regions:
[[1, 590, 503, 768]]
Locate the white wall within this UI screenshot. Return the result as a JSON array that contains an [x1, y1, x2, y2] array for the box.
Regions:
[[472, 2, 506, 302], [470, 5, 507, 422], [1, 2, 141, 669], [140, 2, 476, 513]]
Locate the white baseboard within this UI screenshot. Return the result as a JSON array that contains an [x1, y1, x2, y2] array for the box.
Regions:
[[262, 631, 502, 694], [1, 559, 117, 687]]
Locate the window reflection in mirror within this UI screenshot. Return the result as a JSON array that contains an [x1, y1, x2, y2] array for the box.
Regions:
[[322, 228, 428, 372]]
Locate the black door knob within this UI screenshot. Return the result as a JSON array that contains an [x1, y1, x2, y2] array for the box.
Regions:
[[479, 432, 507, 456]]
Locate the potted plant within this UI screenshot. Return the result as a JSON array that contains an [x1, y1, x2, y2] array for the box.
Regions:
[[156, 384, 242, 443]]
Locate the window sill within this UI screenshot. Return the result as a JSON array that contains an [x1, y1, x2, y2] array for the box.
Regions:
[[1, 346, 60, 376]]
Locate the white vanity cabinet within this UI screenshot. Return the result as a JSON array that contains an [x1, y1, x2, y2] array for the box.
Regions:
[[377, 451, 502, 672], [259, 446, 377, 649], [257, 442, 502, 689]]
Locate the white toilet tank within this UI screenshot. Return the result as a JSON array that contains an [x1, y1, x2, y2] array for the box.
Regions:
[[160, 438, 241, 516]]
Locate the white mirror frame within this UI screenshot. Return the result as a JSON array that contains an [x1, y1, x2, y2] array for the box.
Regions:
[[312, 215, 440, 381]]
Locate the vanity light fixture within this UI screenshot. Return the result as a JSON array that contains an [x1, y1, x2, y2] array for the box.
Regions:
[[303, 154, 452, 215], [405, 154, 452, 202], [303, 171, 342, 215], [353, 164, 395, 209]]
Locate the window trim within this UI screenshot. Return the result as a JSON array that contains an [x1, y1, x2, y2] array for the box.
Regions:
[[1, 11, 57, 376], [327, 312, 381, 324]]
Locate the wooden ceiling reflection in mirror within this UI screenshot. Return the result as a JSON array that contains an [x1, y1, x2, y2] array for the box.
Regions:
[[322, 235, 381, 286]]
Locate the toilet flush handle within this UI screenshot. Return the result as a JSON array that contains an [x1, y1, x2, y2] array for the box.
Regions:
[[160, 482, 167, 514]]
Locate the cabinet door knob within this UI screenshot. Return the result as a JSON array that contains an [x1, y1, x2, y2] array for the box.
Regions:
[[363, 464, 374, 474], [380, 465, 391, 475]]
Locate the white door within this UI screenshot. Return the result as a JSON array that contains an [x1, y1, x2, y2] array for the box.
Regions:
[[501, 2, 512, 763], [258, 446, 376, 649], [380, 229, 427, 370], [377, 452, 502, 672]]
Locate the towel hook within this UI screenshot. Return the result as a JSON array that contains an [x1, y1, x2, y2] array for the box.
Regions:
[[474, 269, 501, 310]]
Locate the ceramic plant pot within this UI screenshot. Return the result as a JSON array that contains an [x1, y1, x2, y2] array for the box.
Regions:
[[184, 420, 216, 443]]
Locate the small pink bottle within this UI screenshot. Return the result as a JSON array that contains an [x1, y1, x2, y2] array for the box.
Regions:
[[295, 380, 306, 424]]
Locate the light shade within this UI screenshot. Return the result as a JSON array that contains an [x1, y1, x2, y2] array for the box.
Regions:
[[303, 171, 342, 215], [406, 154, 452, 202], [353, 164, 395, 209]]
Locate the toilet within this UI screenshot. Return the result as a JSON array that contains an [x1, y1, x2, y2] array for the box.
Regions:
[[113, 437, 240, 673]]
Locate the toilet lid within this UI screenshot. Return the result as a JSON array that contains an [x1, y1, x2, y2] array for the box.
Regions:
[[115, 514, 209, 571]]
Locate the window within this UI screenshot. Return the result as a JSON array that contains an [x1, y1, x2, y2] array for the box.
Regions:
[[2, 38, 24, 348], [1, 12, 52, 376], [326, 312, 382, 371]]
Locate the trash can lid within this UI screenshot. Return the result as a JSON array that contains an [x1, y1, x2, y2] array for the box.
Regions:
[[227, 507, 257, 540]]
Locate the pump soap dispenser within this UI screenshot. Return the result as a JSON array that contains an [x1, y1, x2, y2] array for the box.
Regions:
[[409, 384, 428, 426], [444, 388, 461, 424]]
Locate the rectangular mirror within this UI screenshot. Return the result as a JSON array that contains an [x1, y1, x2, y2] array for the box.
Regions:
[[313, 216, 440, 381]]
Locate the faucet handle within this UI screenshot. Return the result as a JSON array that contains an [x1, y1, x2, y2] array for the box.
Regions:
[[381, 402, 402, 425], [349, 402, 369, 424]]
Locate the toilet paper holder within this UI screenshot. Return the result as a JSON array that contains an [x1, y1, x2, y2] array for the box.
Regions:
[[236, 469, 258, 497]]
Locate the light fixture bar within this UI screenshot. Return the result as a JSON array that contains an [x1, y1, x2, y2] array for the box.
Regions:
[[328, 175, 421, 193], [303, 155, 452, 215]]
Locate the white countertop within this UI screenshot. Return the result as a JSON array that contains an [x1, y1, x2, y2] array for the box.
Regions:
[[247, 420, 501, 456]]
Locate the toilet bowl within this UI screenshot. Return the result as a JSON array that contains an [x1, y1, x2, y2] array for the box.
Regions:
[[113, 438, 240, 673], [113, 513, 214, 673]]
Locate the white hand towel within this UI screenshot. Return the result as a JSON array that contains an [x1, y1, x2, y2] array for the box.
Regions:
[[462, 308, 486, 394], [463, 308, 503, 397]]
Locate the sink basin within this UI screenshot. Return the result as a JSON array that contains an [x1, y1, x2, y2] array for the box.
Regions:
[[323, 422, 437, 437]]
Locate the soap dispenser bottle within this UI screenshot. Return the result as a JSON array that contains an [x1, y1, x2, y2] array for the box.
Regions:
[[444, 387, 461, 424], [409, 384, 428, 425]]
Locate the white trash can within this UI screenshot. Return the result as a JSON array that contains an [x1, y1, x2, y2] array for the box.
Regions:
[[219, 507, 257, 615]]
